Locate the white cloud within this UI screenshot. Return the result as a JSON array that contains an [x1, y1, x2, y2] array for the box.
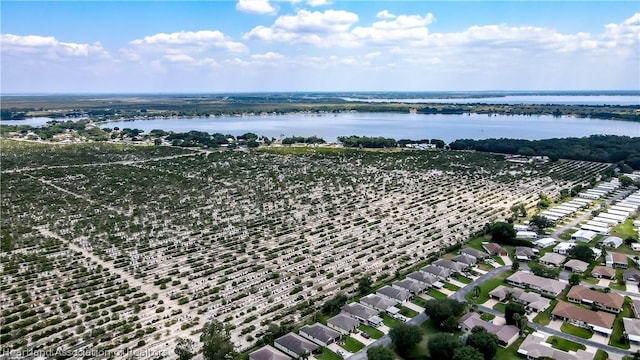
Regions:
[[352, 13, 435, 43], [1, 34, 107, 58], [376, 10, 396, 19], [130, 30, 248, 53], [307, 0, 332, 7], [236, 0, 277, 15], [244, 9, 359, 46], [251, 51, 284, 60]]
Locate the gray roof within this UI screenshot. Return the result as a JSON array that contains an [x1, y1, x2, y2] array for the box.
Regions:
[[489, 285, 550, 311], [515, 246, 535, 258], [506, 271, 566, 296], [299, 323, 340, 344], [433, 258, 465, 272], [393, 279, 424, 294], [275, 333, 319, 356], [407, 271, 437, 285], [459, 312, 519, 344], [421, 265, 452, 279], [564, 259, 589, 272], [377, 285, 411, 302], [452, 253, 477, 265], [327, 314, 359, 331], [360, 294, 397, 310], [518, 333, 585, 360], [539, 252, 566, 266], [460, 248, 489, 259], [341, 302, 379, 320], [249, 345, 291, 360]]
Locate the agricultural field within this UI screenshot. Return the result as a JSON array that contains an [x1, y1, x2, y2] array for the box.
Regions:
[[0, 140, 610, 356]]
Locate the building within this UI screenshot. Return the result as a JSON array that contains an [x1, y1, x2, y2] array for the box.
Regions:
[[483, 243, 508, 256], [377, 285, 412, 303], [518, 332, 589, 360], [452, 253, 477, 267], [506, 271, 566, 297], [340, 303, 383, 327], [566, 285, 624, 313], [625, 270, 640, 283], [591, 266, 616, 280], [326, 314, 359, 335], [407, 271, 439, 288], [551, 301, 615, 335], [571, 229, 597, 243], [299, 323, 341, 347], [459, 312, 519, 346], [606, 252, 628, 269], [563, 259, 589, 274], [433, 258, 466, 273], [532, 237, 556, 248], [421, 265, 451, 281], [359, 294, 397, 312], [624, 318, 640, 343], [515, 247, 536, 261], [553, 242, 576, 255], [599, 236, 623, 249], [460, 248, 490, 260], [516, 231, 538, 240], [274, 333, 320, 359], [249, 345, 292, 360], [392, 279, 425, 295], [538, 252, 566, 267], [489, 285, 551, 312]]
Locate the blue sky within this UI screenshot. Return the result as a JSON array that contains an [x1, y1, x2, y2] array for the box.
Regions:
[[1, 1, 639, 93]]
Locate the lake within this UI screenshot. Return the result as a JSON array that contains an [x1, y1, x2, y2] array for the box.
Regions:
[[100, 113, 640, 143], [340, 95, 640, 106]]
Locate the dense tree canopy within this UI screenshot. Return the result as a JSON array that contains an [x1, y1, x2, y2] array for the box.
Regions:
[[505, 303, 526, 326], [389, 323, 423, 357], [466, 326, 499, 360], [569, 245, 595, 262], [423, 298, 466, 329], [453, 345, 485, 360], [200, 320, 237, 360], [489, 222, 516, 244], [338, 135, 397, 148], [367, 345, 396, 360], [428, 333, 461, 360]]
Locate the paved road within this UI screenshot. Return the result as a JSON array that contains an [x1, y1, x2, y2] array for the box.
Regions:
[[349, 266, 509, 360]]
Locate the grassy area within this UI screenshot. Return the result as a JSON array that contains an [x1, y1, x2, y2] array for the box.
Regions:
[[547, 336, 587, 352], [342, 336, 365, 352], [533, 299, 557, 326], [594, 349, 609, 360], [492, 302, 506, 313], [494, 256, 505, 265], [480, 312, 495, 321], [609, 297, 633, 349], [467, 237, 491, 251], [316, 347, 342, 360], [582, 276, 600, 284], [382, 314, 403, 328], [411, 296, 429, 307], [414, 318, 457, 358], [399, 306, 419, 318], [443, 282, 461, 291], [609, 281, 627, 292], [465, 271, 513, 304], [359, 324, 384, 339], [495, 336, 525, 360], [560, 322, 593, 339], [454, 274, 473, 284], [427, 289, 448, 299], [612, 219, 639, 241]]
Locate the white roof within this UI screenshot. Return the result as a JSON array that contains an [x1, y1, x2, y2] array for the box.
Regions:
[[534, 237, 556, 247], [571, 229, 597, 240]]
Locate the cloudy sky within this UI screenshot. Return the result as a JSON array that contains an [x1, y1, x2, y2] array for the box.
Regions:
[[1, 1, 639, 93]]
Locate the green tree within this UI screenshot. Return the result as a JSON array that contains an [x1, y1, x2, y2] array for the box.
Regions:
[[569, 274, 581, 286], [489, 222, 516, 245], [358, 275, 373, 296], [569, 245, 594, 262], [466, 326, 499, 360], [529, 215, 554, 234], [423, 298, 466, 329], [453, 345, 485, 360], [389, 323, 423, 357], [200, 320, 237, 360], [511, 261, 520, 271], [428, 333, 461, 360], [174, 338, 195, 360], [366, 345, 396, 360], [505, 303, 526, 325]]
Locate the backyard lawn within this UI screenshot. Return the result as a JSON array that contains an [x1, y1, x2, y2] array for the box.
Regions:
[[443, 282, 461, 291], [609, 297, 633, 349], [480, 312, 495, 321], [454, 274, 473, 284], [613, 219, 639, 241], [533, 300, 557, 326], [359, 324, 384, 339], [342, 337, 365, 352], [465, 271, 513, 304], [492, 302, 506, 313], [561, 322, 593, 339], [382, 314, 403, 328], [316, 347, 342, 360], [495, 336, 525, 360], [427, 289, 448, 299], [547, 336, 586, 352], [399, 306, 419, 318], [412, 296, 429, 307]]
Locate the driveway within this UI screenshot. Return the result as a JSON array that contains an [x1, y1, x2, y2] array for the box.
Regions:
[[500, 255, 513, 266], [627, 283, 640, 294], [403, 302, 425, 313]]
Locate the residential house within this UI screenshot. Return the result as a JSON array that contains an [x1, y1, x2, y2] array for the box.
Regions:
[[393, 279, 425, 295], [377, 285, 412, 303], [566, 285, 624, 313], [632, 243, 640, 252], [249, 345, 291, 360], [421, 265, 451, 281], [564, 259, 589, 274], [452, 253, 477, 267], [433, 258, 466, 273], [459, 312, 519, 346], [483, 243, 508, 256], [274, 333, 320, 359], [489, 285, 551, 312], [538, 252, 566, 267], [299, 323, 341, 347], [624, 318, 640, 343], [326, 314, 359, 335], [606, 252, 628, 269], [340, 303, 383, 327], [359, 294, 397, 312], [518, 332, 589, 360], [515, 247, 536, 261], [571, 230, 598, 243], [516, 231, 538, 240], [599, 236, 623, 249], [506, 271, 566, 297], [632, 299, 640, 318], [407, 271, 439, 288], [591, 266, 616, 280], [533, 237, 556, 249], [551, 300, 615, 335], [460, 248, 490, 260], [553, 242, 576, 255]]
